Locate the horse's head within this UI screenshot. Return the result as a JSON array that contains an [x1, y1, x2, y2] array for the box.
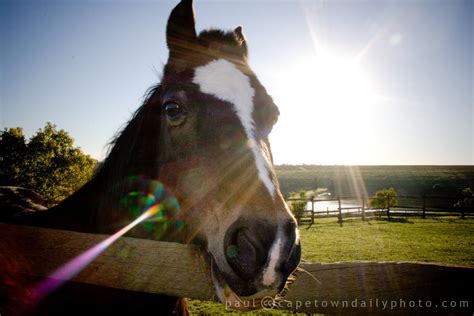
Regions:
[[140, 0, 301, 305]]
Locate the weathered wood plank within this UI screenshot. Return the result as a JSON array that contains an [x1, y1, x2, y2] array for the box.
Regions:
[[1, 223, 473, 314], [283, 262, 473, 313], [0, 223, 215, 301]]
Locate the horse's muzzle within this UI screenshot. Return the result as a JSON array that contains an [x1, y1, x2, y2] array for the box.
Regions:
[[222, 217, 301, 297]]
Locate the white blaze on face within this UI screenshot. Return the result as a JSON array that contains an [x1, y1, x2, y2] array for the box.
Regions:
[[262, 228, 283, 286], [193, 59, 275, 198]]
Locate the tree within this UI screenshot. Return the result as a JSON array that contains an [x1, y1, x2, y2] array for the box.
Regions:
[[369, 187, 398, 209], [0, 123, 97, 206], [0, 127, 27, 186]]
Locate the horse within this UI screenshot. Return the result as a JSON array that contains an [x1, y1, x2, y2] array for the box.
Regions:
[[4, 0, 301, 314]]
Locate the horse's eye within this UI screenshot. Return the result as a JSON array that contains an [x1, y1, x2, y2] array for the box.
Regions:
[[164, 102, 186, 126]]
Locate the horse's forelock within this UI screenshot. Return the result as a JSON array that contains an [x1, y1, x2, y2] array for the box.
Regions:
[[197, 29, 248, 60]]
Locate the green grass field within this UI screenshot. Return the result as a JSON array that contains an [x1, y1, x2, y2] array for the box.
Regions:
[[188, 216, 474, 315], [299, 217, 473, 265]]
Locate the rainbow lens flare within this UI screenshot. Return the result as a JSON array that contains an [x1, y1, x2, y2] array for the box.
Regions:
[[30, 178, 182, 305]]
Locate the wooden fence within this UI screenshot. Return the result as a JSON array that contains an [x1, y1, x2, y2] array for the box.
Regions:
[[1, 223, 473, 314], [287, 195, 474, 225]]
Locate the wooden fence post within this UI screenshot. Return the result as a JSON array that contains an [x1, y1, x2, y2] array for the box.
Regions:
[[311, 197, 315, 225], [422, 194, 426, 219], [361, 198, 366, 221], [337, 196, 342, 224], [378, 197, 382, 219]]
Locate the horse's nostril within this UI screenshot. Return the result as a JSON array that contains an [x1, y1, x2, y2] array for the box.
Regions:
[[224, 227, 269, 281], [223, 218, 299, 288]]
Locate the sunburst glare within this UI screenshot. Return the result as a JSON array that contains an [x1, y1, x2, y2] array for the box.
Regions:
[[272, 49, 378, 165]]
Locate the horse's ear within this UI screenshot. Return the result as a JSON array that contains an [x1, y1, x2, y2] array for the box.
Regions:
[[233, 26, 248, 57], [233, 26, 246, 45], [166, 0, 197, 55]]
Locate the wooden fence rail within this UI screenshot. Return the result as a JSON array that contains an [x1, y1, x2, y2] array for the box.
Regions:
[[1, 223, 473, 314], [288, 195, 474, 225]]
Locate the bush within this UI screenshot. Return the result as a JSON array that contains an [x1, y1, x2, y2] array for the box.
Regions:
[[454, 187, 474, 209], [369, 187, 398, 209], [289, 191, 308, 221]]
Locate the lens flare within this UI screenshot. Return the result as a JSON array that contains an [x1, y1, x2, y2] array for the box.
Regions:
[[118, 177, 182, 240], [29, 177, 182, 305], [30, 206, 158, 303]]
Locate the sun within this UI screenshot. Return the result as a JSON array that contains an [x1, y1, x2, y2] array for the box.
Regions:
[[310, 53, 375, 111], [271, 50, 378, 165]]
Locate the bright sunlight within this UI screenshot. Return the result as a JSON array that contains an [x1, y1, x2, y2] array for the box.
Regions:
[[271, 50, 378, 165]]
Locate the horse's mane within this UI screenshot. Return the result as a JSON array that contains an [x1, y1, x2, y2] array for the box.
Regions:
[[91, 84, 166, 229], [101, 84, 162, 183], [107, 83, 161, 149]]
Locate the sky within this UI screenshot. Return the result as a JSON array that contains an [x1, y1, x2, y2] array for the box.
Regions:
[[1, 0, 472, 165]]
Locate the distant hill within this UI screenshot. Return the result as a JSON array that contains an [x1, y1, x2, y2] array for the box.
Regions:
[[275, 165, 474, 198]]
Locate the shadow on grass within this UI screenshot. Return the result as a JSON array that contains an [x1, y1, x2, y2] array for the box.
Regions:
[[301, 217, 413, 228], [299, 216, 474, 229], [374, 217, 414, 224]]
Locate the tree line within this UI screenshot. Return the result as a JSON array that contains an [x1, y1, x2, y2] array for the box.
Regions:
[[0, 123, 96, 206]]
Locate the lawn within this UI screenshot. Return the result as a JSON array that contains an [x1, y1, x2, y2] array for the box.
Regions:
[[299, 217, 473, 266], [188, 216, 474, 315]]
